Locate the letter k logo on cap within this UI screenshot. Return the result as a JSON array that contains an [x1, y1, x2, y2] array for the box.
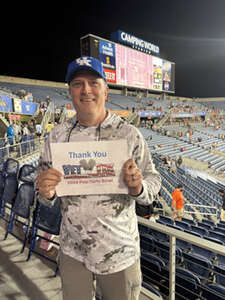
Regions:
[[76, 57, 92, 66]]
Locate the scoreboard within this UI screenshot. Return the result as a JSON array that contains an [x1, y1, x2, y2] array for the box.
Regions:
[[80, 33, 175, 93]]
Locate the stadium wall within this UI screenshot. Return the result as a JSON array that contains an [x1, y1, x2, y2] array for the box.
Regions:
[[0, 75, 67, 89]]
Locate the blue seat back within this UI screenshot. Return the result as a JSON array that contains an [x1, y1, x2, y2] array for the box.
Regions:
[[1, 174, 18, 205], [183, 252, 212, 280], [0, 171, 4, 200], [191, 225, 208, 237], [18, 164, 36, 183], [214, 265, 225, 286], [155, 240, 182, 264], [140, 233, 155, 252], [176, 267, 201, 300], [34, 199, 62, 235], [201, 283, 225, 300], [12, 182, 35, 218], [5, 158, 19, 175], [142, 282, 163, 299], [175, 220, 191, 231]]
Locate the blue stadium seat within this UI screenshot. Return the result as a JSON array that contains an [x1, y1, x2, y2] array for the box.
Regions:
[[141, 256, 165, 287], [201, 283, 225, 300], [155, 240, 182, 264], [159, 215, 174, 225], [142, 282, 164, 299], [183, 252, 212, 282], [0, 158, 19, 222], [208, 230, 225, 244], [191, 225, 208, 237], [141, 253, 169, 296], [217, 222, 225, 230], [149, 228, 168, 242], [27, 198, 62, 275], [217, 253, 225, 266], [214, 265, 225, 286], [191, 244, 215, 261], [214, 227, 225, 235], [3, 164, 36, 253], [175, 267, 201, 300], [175, 220, 191, 231], [176, 237, 191, 252], [198, 222, 214, 231], [140, 233, 155, 252], [202, 219, 216, 227], [182, 217, 195, 226]]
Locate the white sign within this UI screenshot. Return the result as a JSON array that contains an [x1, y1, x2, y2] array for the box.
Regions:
[[51, 140, 129, 196]]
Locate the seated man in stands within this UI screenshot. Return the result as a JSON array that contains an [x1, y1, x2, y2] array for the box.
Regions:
[[219, 189, 225, 221]]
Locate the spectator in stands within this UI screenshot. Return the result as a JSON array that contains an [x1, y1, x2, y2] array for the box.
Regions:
[[35, 56, 161, 300], [6, 123, 15, 150], [45, 122, 54, 133], [172, 184, 184, 221], [14, 122, 21, 143], [176, 155, 183, 168], [171, 159, 177, 174], [35, 123, 42, 139], [28, 119, 36, 150], [219, 189, 225, 221], [20, 124, 30, 155], [22, 124, 30, 136]]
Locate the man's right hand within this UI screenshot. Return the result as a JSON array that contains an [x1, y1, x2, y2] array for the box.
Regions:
[[36, 168, 62, 199]]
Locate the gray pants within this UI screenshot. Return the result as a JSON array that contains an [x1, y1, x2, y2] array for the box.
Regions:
[[58, 251, 142, 300]]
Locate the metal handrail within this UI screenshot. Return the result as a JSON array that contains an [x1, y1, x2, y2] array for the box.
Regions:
[[0, 137, 45, 165], [138, 216, 225, 300]]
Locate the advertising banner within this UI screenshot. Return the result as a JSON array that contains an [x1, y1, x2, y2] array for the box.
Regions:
[[99, 40, 116, 70], [0, 95, 13, 112], [13, 98, 22, 113], [51, 140, 128, 196], [139, 111, 163, 118], [171, 113, 205, 118], [163, 61, 172, 91], [104, 68, 116, 83], [152, 56, 163, 91], [21, 101, 38, 115]]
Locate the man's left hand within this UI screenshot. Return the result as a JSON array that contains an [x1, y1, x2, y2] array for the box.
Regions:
[[123, 158, 143, 196]]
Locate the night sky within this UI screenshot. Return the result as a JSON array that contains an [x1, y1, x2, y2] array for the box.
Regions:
[[2, 0, 225, 98]]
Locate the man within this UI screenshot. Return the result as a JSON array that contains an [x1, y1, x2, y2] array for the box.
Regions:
[[36, 56, 161, 300], [172, 184, 184, 221], [219, 189, 225, 221], [6, 122, 15, 151], [176, 155, 183, 168], [35, 123, 42, 139]]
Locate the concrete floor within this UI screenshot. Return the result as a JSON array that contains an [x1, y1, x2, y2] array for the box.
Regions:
[[0, 219, 61, 300], [0, 219, 155, 300]]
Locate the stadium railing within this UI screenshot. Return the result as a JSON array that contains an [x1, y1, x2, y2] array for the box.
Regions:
[[138, 216, 225, 300], [0, 137, 45, 166]]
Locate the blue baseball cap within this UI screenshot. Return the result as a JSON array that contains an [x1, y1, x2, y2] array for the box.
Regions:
[[65, 56, 106, 83]]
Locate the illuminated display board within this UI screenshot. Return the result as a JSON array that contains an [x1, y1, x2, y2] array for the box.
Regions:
[[80, 34, 175, 93]]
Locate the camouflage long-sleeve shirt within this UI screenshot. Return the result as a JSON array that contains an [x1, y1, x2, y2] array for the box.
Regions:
[[37, 111, 161, 274]]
